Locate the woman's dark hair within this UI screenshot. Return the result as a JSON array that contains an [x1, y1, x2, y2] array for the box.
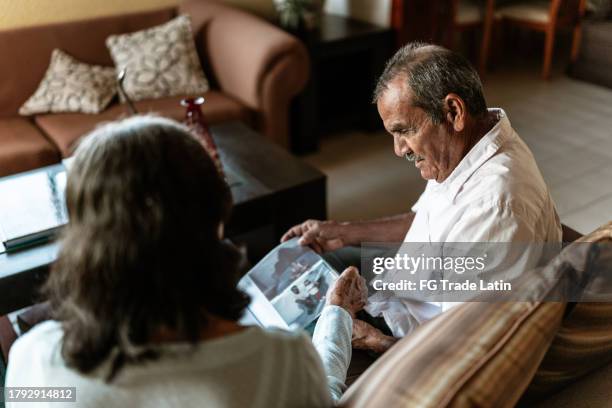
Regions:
[[45, 115, 249, 379]]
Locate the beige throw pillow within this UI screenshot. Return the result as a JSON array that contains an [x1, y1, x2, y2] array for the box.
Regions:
[[19, 49, 117, 115], [105, 15, 209, 102]]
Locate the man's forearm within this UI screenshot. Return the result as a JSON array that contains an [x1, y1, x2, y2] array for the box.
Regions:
[[367, 335, 398, 354], [342, 212, 415, 245]]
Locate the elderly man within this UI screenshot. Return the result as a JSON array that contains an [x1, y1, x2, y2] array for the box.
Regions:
[[282, 43, 561, 352]]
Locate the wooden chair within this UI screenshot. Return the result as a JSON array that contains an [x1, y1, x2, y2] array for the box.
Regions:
[[391, 0, 496, 76], [391, 0, 441, 46], [494, 0, 587, 79], [446, 0, 497, 76]]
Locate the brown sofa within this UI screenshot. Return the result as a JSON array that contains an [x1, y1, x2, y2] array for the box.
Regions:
[[0, 0, 309, 177]]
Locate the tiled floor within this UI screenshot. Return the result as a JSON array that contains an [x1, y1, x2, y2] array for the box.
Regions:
[[303, 67, 612, 234]]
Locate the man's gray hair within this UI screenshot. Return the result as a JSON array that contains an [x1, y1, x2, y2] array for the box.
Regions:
[[373, 42, 487, 124]]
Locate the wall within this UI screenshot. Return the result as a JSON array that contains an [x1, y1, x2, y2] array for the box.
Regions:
[[324, 0, 391, 27], [224, 0, 276, 18], [0, 0, 390, 31], [0, 0, 179, 30], [0, 0, 279, 31]]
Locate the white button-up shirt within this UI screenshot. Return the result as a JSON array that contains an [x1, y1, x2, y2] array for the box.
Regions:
[[367, 108, 562, 337]]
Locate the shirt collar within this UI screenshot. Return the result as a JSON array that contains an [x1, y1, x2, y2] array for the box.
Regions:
[[428, 108, 512, 203]]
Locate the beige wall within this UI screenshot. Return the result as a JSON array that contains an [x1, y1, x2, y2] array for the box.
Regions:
[[0, 0, 278, 31], [0, 0, 179, 30], [223, 0, 276, 18], [0, 0, 388, 31], [325, 0, 391, 27]]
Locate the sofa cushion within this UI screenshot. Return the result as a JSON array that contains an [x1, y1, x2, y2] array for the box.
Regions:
[[339, 231, 594, 408], [0, 8, 174, 117], [0, 118, 60, 177], [106, 15, 209, 102], [35, 91, 252, 157], [19, 49, 117, 116], [339, 301, 565, 408], [523, 221, 612, 403]]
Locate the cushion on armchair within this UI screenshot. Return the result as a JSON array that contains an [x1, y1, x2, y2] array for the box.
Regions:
[[106, 15, 209, 102], [19, 49, 117, 116], [522, 221, 612, 403], [338, 226, 612, 408], [341, 241, 566, 408], [340, 300, 565, 407], [340, 222, 612, 408]]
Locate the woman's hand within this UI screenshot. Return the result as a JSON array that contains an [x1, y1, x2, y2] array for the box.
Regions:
[[326, 267, 367, 318]]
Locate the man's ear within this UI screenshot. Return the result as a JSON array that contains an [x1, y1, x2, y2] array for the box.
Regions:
[[444, 94, 466, 132]]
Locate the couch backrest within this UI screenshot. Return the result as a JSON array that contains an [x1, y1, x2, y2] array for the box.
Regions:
[[0, 8, 175, 117]]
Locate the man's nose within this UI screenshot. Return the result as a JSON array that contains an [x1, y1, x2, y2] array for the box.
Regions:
[[393, 135, 409, 157]]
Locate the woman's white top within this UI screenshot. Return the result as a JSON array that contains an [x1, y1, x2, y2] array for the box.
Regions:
[[6, 305, 353, 408]]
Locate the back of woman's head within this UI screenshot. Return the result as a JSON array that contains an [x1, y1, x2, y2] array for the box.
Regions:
[[46, 115, 248, 378]]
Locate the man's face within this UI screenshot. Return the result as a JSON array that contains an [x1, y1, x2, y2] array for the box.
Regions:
[[377, 76, 456, 182]]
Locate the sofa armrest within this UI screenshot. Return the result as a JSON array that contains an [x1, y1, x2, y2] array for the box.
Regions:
[[181, 0, 309, 147]]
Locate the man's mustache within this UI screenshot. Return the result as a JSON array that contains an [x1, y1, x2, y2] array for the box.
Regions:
[[404, 152, 424, 162]]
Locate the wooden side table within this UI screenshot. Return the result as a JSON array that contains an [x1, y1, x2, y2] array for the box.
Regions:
[[289, 14, 394, 153]]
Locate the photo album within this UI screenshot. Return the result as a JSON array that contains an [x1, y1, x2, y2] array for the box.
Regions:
[[239, 238, 338, 331]]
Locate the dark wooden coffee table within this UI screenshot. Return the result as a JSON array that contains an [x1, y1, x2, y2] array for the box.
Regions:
[[0, 122, 326, 315]]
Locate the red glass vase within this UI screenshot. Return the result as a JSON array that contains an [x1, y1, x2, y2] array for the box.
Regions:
[[181, 97, 224, 176]]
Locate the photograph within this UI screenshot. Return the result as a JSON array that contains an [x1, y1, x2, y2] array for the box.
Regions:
[[271, 260, 338, 330]]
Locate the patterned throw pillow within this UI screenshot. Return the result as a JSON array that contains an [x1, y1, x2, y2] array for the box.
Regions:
[[19, 49, 117, 115], [523, 222, 612, 403], [105, 15, 209, 102]]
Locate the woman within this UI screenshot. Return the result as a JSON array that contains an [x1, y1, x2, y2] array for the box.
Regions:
[[6, 116, 366, 407]]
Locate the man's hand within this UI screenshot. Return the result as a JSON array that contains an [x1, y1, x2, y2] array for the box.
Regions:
[[281, 219, 349, 254], [326, 267, 367, 318], [352, 319, 397, 354]]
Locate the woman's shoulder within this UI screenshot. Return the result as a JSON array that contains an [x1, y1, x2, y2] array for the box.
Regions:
[[9, 320, 64, 361], [6, 321, 66, 385]]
